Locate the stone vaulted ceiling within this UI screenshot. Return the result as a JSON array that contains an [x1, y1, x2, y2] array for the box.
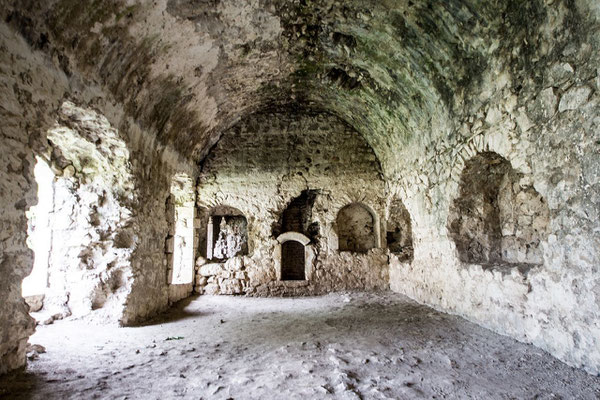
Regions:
[[1, 0, 598, 174]]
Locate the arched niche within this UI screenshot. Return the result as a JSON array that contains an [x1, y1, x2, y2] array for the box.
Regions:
[[275, 232, 313, 281], [448, 152, 549, 272], [336, 203, 379, 253], [386, 198, 414, 262], [202, 205, 248, 261]]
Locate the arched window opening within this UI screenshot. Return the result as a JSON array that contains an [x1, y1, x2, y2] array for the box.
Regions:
[[386, 198, 414, 262], [448, 152, 549, 272], [336, 203, 377, 253], [204, 206, 248, 261], [169, 174, 195, 284], [22, 157, 54, 304]]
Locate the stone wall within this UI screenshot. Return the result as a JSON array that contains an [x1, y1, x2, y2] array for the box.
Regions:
[[388, 4, 600, 374], [0, 22, 67, 375], [0, 21, 195, 372], [196, 111, 389, 296], [35, 102, 137, 322]]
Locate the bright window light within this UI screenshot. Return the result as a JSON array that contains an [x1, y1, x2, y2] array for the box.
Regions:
[[23, 157, 54, 297]]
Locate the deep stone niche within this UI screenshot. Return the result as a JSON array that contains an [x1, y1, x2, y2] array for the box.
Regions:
[[211, 216, 248, 260], [448, 152, 550, 272], [203, 206, 248, 261], [336, 203, 377, 253], [386, 198, 414, 262]]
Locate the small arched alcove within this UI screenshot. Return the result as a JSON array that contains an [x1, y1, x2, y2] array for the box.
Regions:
[[448, 152, 549, 272], [336, 203, 378, 253], [275, 232, 311, 281], [204, 205, 248, 261]]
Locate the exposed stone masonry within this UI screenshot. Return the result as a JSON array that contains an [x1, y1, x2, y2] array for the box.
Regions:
[[336, 203, 377, 253], [196, 111, 388, 296], [448, 152, 549, 272], [0, 0, 599, 379]]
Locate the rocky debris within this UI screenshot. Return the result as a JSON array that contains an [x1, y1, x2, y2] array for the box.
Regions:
[[24, 295, 44, 313], [26, 343, 46, 360], [558, 85, 592, 112]]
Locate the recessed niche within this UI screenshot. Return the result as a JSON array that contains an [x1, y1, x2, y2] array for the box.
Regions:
[[448, 152, 549, 273], [336, 203, 377, 253], [386, 198, 414, 262], [205, 206, 248, 261], [272, 189, 320, 241]]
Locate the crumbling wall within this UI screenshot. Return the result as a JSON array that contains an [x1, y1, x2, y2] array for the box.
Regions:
[[0, 22, 66, 375], [212, 217, 247, 260], [388, 3, 600, 374], [32, 102, 138, 322], [0, 21, 196, 372], [447, 152, 549, 272], [196, 111, 388, 296]]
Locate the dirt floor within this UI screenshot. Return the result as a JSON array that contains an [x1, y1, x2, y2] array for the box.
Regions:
[[1, 292, 599, 399]]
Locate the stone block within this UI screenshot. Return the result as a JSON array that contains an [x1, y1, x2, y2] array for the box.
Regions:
[[165, 237, 174, 253], [197, 276, 208, 286], [559, 85, 591, 112], [225, 257, 243, 271], [199, 262, 224, 277], [219, 279, 243, 295], [24, 295, 44, 313], [196, 256, 208, 267], [204, 283, 220, 295]]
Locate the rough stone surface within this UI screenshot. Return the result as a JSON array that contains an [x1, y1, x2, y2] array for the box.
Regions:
[[37, 102, 137, 321], [447, 152, 549, 272], [386, 197, 414, 262], [2, 294, 600, 399], [197, 111, 389, 296], [386, 2, 600, 375], [0, 0, 599, 379], [0, 21, 195, 373]]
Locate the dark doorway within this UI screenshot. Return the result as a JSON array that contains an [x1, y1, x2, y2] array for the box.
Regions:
[[281, 241, 305, 280]]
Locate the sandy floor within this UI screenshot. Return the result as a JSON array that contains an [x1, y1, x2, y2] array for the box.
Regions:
[[1, 292, 599, 399]]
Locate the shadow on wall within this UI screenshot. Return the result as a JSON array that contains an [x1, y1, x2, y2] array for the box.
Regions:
[[272, 189, 320, 242], [448, 151, 550, 274]]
